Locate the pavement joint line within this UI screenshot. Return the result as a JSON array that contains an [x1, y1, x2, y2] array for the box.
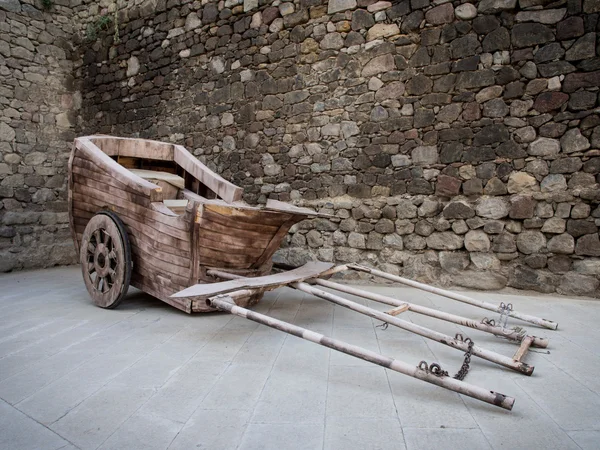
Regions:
[[97, 314, 237, 450], [371, 293, 409, 450], [234, 288, 303, 448], [1, 398, 83, 450], [4, 309, 148, 402], [322, 291, 335, 450], [16, 309, 181, 419], [164, 297, 270, 450]]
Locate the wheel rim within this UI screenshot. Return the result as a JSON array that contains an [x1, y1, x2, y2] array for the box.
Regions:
[[85, 228, 118, 295], [80, 212, 131, 308]]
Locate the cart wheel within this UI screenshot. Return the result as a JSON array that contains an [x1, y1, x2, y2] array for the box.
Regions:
[[80, 210, 132, 309]]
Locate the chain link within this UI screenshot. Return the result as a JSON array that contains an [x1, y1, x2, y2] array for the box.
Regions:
[[453, 337, 474, 381], [417, 334, 475, 381]]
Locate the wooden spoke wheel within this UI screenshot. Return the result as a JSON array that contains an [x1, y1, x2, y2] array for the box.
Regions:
[[80, 211, 132, 309]]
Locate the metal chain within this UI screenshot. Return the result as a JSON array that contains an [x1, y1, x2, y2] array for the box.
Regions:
[[453, 336, 474, 381], [417, 334, 475, 381], [497, 302, 513, 329]]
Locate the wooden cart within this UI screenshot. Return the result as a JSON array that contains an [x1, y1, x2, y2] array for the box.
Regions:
[[69, 136, 559, 411], [68, 135, 322, 312]]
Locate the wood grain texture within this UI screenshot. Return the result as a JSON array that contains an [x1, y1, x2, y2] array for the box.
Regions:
[[174, 145, 243, 203]]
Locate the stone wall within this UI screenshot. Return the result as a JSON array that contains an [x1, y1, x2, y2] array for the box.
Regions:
[[4, 0, 600, 297], [0, 0, 81, 272]]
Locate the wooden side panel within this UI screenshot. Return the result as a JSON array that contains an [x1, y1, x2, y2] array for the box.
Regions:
[[74, 137, 163, 201], [69, 144, 193, 309]]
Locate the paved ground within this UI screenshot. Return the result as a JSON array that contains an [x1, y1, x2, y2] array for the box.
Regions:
[[0, 266, 599, 450]]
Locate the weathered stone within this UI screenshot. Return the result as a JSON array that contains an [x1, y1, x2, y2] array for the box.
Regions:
[[352, 9, 374, 30], [550, 157, 583, 174], [455, 3, 477, 20], [411, 146, 438, 165], [443, 201, 475, 219], [483, 27, 510, 52], [492, 232, 517, 252], [507, 172, 538, 193], [557, 16, 584, 40], [328, 0, 357, 14], [547, 255, 571, 273], [529, 137, 560, 157], [533, 92, 569, 113], [436, 174, 461, 196], [547, 233, 575, 254], [406, 75, 433, 96], [0, 123, 15, 142], [320, 32, 344, 49], [426, 232, 464, 250], [576, 233, 600, 256], [557, 272, 600, 296], [425, 3, 454, 25], [362, 54, 395, 77], [367, 23, 400, 41], [542, 218, 567, 234], [509, 265, 556, 293], [509, 196, 536, 219], [524, 254, 547, 269], [511, 23, 555, 48], [561, 128, 590, 153], [478, 0, 517, 13], [484, 178, 507, 196], [565, 33, 596, 61], [515, 9, 566, 24], [517, 230, 546, 254], [439, 251, 470, 273], [473, 124, 509, 146], [568, 219, 598, 238], [534, 43, 565, 64], [348, 231, 366, 248], [453, 271, 508, 290], [464, 230, 491, 252], [476, 197, 509, 219]]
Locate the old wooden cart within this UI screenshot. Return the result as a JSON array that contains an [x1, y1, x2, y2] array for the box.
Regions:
[[69, 136, 558, 411]]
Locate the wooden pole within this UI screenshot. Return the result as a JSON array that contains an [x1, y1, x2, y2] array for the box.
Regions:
[[312, 278, 549, 349], [292, 282, 534, 376], [207, 295, 515, 411], [348, 264, 558, 330]]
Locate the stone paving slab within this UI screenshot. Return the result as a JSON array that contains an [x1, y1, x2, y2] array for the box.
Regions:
[[0, 266, 599, 450]]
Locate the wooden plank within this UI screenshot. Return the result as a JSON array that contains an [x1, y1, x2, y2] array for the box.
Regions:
[[199, 247, 257, 266], [72, 191, 191, 252], [72, 163, 190, 230], [67, 144, 80, 255], [89, 136, 174, 161], [251, 216, 300, 269], [201, 208, 281, 234], [513, 336, 534, 362], [130, 273, 192, 313], [172, 261, 334, 298], [72, 186, 191, 242], [197, 237, 266, 257], [198, 216, 278, 241], [197, 225, 272, 249], [150, 202, 179, 217], [204, 203, 294, 227], [128, 235, 190, 269], [74, 137, 163, 201], [386, 304, 410, 316], [73, 204, 191, 259], [73, 173, 152, 209], [130, 169, 185, 189], [174, 145, 243, 203], [198, 256, 253, 270], [72, 156, 143, 196], [265, 199, 328, 217], [189, 203, 201, 286]]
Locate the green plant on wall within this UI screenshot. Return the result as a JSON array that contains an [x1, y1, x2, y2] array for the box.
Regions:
[[41, 0, 53, 10], [85, 4, 121, 44]]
